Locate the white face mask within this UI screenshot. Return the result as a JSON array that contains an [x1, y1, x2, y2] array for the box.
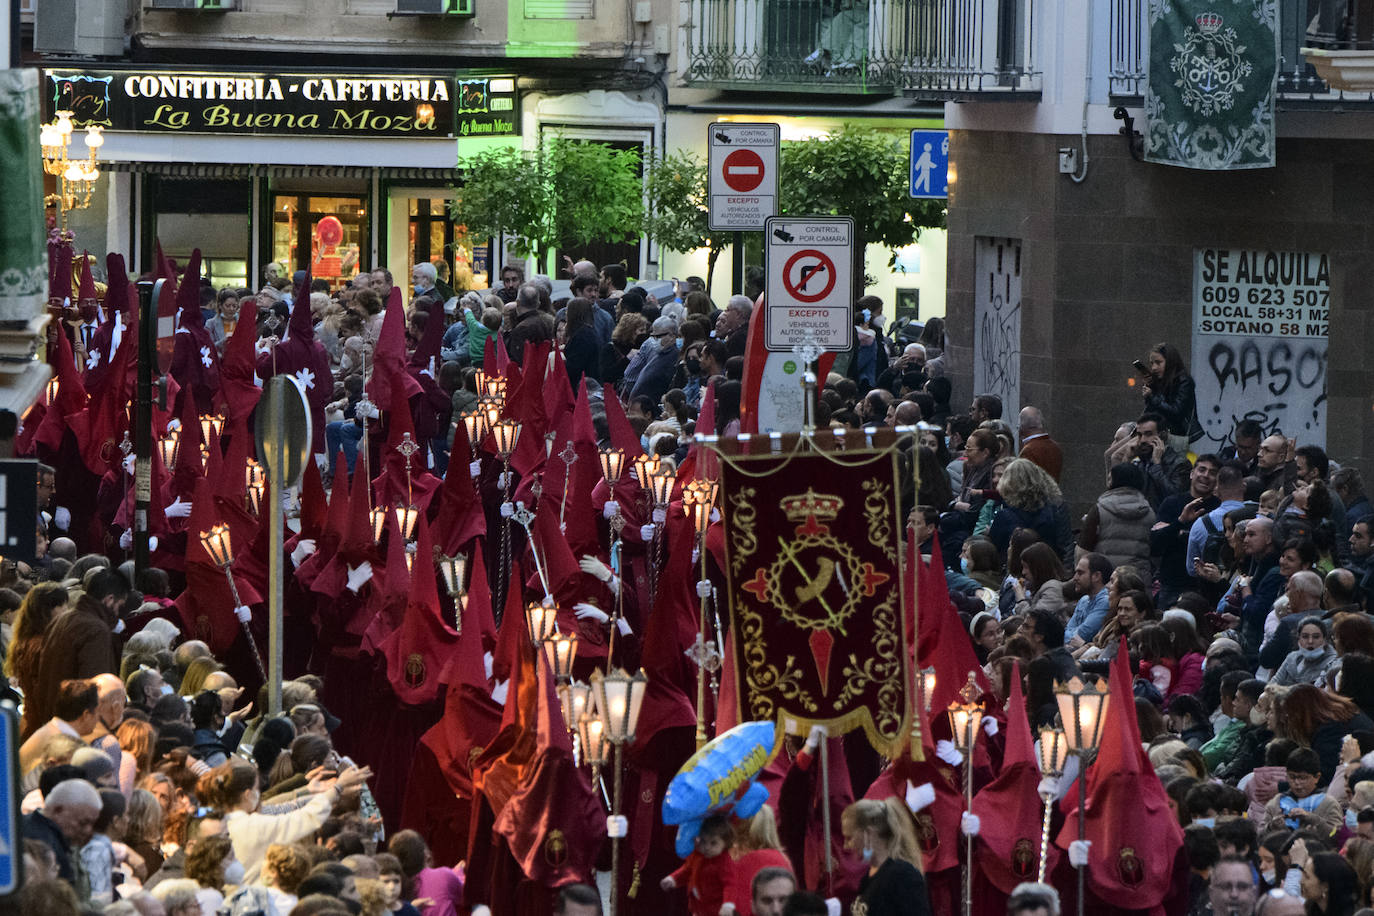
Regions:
[[1261, 869, 1276, 885], [223, 859, 246, 885], [1347, 809, 1360, 830], [1250, 707, 1267, 727]]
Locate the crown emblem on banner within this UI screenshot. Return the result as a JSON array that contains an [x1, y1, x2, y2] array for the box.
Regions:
[[1195, 11, 1223, 35], [779, 488, 843, 524]]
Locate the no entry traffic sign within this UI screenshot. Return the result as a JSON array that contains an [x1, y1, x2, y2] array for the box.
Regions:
[[722, 149, 766, 193], [709, 122, 779, 231], [765, 216, 854, 352]]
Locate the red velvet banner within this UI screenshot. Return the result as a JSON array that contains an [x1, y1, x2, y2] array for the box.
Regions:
[[719, 445, 912, 755]]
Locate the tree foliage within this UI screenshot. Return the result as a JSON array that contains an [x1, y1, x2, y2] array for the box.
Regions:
[[453, 138, 645, 262], [779, 125, 945, 266], [642, 150, 728, 290]]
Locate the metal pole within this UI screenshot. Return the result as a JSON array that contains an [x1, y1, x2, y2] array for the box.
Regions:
[[694, 530, 709, 749], [964, 744, 974, 916], [820, 733, 833, 893], [133, 280, 159, 578], [610, 742, 624, 916], [268, 382, 285, 715], [732, 231, 744, 295], [1077, 765, 1087, 916]]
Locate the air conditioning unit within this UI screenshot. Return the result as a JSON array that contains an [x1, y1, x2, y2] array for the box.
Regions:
[[147, 0, 236, 9], [395, 0, 475, 15], [34, 0, 124, 57]]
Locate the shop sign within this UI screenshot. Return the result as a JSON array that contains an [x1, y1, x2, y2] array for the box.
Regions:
[[43, 69, 520, 139], [1191, 247, 1330, 451]]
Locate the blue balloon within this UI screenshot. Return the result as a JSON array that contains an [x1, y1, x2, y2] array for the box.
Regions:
[[663, 721, 776, 858]]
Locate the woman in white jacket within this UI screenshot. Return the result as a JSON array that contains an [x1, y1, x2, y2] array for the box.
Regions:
[[200, 758, 372, 884]]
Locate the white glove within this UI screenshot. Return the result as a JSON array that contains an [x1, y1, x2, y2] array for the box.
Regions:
[[1037, 776, 1060, 798], [233, 605, 252, 623], [483, 651, 494, 681], [490, 679, 508, 705], [167, 419, 181, 432], [120, 529, 133, 550], [123, 454, 136, 476], [499, 502, 515, 518], [639, 523, 655, 541], [936, 739, 964, 767], [804, 724, 828, 753], [720, 905, 737, 916], [497, 471, 511, 489], [579, 556, 613, 582], [652, 507, 666, 523], [616, 617, 633, 637], [905, 781, 936, 813], [603, 500, 619, 519], [53, 506, 71, 531], [290, 538, 317, 568], [825, 899, 842, 916], [346, 561, 373, 593], [469, 460, 482, 478], [472, 907, 493, 916], [961, 812, 981, 836], [710, 508, 720, 523], [983, 717, 999, 737], [165, 497, 192, 519], [606, 815, 628, 838], [149, 535, 158, 552], [574, 603, 609, 624], [696, 580, 713, 598], [1068, 839, 1091, 868], [359, 401, 380, 420]]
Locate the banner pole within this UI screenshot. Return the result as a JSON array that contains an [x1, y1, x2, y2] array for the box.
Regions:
[[820, 733, 833, 894]]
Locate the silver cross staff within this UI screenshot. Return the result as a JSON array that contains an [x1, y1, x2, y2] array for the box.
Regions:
[[791, 331, 826, 433]]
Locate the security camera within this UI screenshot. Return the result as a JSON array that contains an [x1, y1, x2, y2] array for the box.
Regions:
[[773, 227, 795, 243]]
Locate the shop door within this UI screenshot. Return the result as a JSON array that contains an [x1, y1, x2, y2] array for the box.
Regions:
[[148, 177, 251, 290], [271, 193, 369, 288]]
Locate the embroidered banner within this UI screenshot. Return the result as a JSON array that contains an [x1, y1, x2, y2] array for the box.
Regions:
[[1144, 0, 1278, 170], [719, 445, 911, 755]]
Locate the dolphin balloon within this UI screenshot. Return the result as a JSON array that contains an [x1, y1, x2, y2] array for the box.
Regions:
[[662, 721, 776, 857]]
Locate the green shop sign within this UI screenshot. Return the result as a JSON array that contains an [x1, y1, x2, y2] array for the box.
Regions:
[[43, 68, 519, 139]]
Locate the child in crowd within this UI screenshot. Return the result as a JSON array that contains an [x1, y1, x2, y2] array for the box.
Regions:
[[662, 814, 736, 916], [1264, 747, 1342, 835]]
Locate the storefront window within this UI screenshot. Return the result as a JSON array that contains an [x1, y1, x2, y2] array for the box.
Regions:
[[272, 193, 367, 286], [151, 177, 251, 291], [405, 196, 485, 293]]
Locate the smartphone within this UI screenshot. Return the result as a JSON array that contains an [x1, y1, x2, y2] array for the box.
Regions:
[[1132, 358, 1149, 376]]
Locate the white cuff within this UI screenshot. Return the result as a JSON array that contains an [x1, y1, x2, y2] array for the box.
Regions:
[[652, 507, 667, 523], [606, 814, 628, 838], [696, 580, 713, 598], [469, 459, 482, 478], [499, 502, 515, 518], [603, 500, 619, 519], [234, 605, 252, 623], [616, 617, 633, 637], [905, 781, 936, 813]]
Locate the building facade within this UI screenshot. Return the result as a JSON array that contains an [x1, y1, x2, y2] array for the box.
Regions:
[[942, 0, 1374, 506]]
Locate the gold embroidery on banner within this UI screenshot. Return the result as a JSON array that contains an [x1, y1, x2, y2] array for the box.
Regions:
[[862, 478, 896, 562], [836, 589, 903, 739], [727, 486, 757, 575]]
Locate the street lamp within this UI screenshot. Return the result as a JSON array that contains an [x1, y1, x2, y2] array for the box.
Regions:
[[543, 632, 579, 684], [592, 667, 648, 916], [918, 666, 937, 714], [41, 112, 103, 226], [1055, 677, 1110, 916], [199, 413, 225, 443], [437, 553, 468, 632], [394, 505, 419, 541], [199, 524, 266, 679], [158, 430, 180, 470], [559, 680, 592, 736], [524, 600, 558, 647], [1037, 727, 1070, 883], [245, 459, 265, 515], [948, 674, 983, 916]]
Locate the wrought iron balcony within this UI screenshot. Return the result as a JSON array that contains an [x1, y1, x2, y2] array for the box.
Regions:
[[1108, 0, 1374, 102], [682, 0, 1041, 98]]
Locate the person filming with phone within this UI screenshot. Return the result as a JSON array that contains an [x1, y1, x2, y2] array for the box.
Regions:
[[1136, 342, 1201, 452]]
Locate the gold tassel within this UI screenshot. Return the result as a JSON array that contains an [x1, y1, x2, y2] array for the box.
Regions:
[[628, 863, 641, 898]]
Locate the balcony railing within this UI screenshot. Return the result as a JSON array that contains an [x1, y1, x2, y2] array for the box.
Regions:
[[1108, 0, 1374, 101], [683, 0, 1041, 97]]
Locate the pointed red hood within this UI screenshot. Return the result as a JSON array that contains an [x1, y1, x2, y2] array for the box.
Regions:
[[407, 299, 444, 369], [175, 249, 205, 331], [377, 515, 460, 707], [36, 322, 88, 454], [174, 474, 262, 654], [917, 535, 990, 715], [368, 288, 423, 406], [430, 414, 485, 557], [219, 298, 262, 424]]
